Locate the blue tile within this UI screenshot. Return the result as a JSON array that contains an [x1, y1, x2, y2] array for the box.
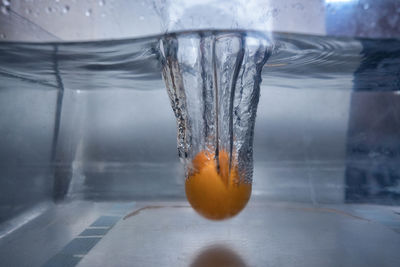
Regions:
[[79, 228, 109, 236], [62, 237, 102, 255], [42, 253, 81, 267], [90, 215, 120, 227]]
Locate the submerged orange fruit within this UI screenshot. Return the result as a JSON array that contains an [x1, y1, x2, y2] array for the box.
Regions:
[[185, 150, 251, 220]]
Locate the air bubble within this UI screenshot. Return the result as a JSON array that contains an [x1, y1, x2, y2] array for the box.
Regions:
[[99, 0, 105, 6], [139, 15, 144, 20], [363, 3, 369, 10], [62, 5, 69, 14], [85, 9, 92, 16], [0, 33, 5, 39], [1, 5, 9, 15], [46, 7, 53, 13], [2, 0, 10, 6]]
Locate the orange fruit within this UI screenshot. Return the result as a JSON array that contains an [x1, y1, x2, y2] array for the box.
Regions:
[[185, 150, 251, 220]]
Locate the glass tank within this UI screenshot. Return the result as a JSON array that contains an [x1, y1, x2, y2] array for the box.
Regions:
[[0, 1, 399, 266]]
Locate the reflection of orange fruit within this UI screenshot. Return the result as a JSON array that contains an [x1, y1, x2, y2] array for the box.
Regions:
[[185, 150, 251, 220]]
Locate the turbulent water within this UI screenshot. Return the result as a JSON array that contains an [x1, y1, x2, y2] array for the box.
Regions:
[[159, 31, 271, 182]]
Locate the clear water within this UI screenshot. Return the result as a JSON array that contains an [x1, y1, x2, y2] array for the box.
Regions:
[[1, 30, 400, 266], [0, 30, 400, 205]]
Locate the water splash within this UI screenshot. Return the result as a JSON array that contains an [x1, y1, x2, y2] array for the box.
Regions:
[[159, 31, 271, 219]]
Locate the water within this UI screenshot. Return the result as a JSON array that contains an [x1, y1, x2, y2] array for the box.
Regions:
[[1, 30, 398, 91], [1, 28, 400, 266], [1, 30, 400, 209]]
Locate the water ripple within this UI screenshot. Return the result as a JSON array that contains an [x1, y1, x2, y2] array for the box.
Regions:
[[0, 30, 399, 92]]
